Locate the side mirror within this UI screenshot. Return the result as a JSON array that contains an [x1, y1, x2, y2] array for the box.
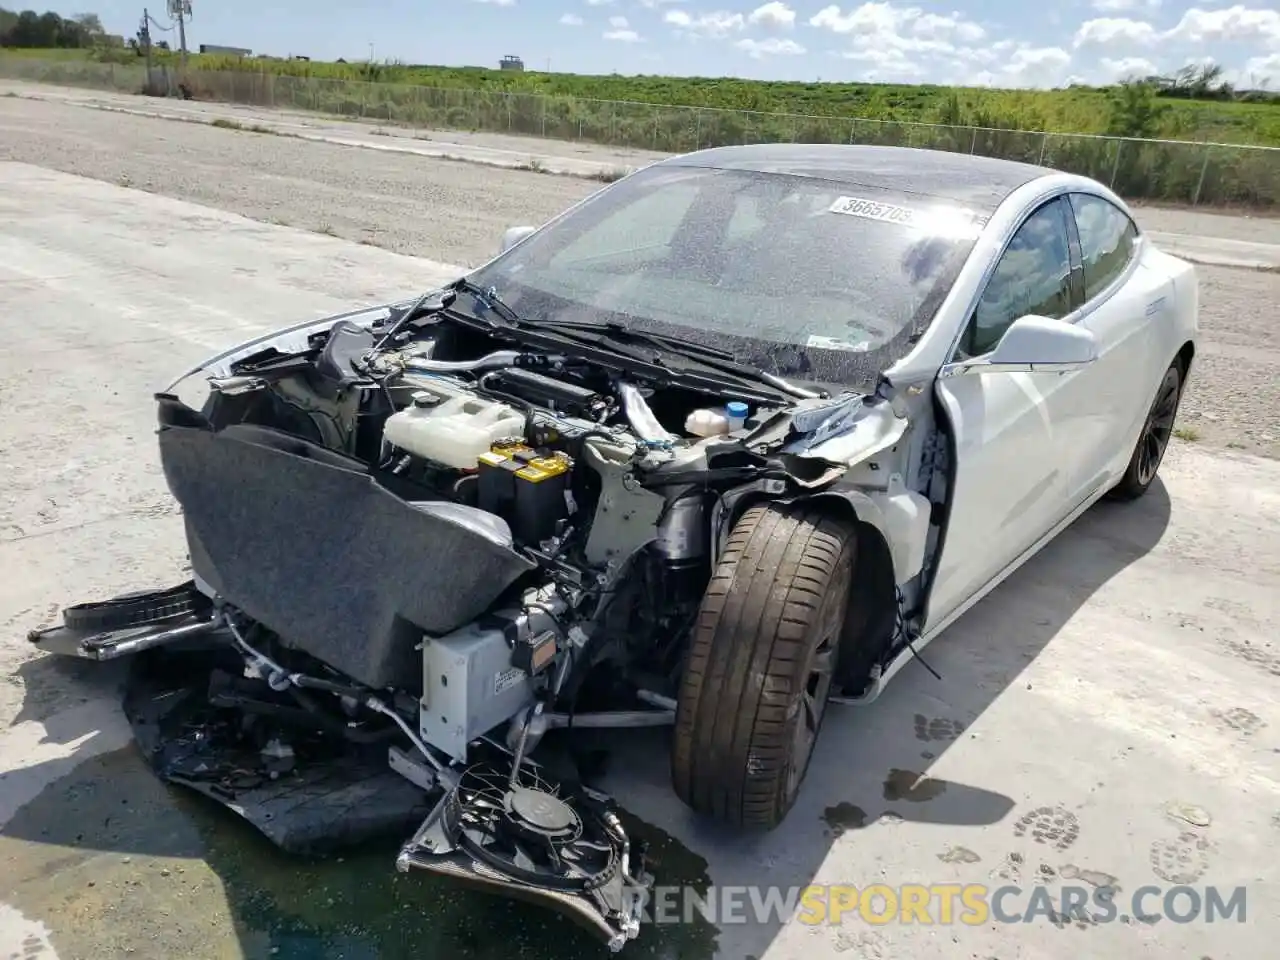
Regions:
[[948, 314, 1098, 376], [499, 225, 536, 255]]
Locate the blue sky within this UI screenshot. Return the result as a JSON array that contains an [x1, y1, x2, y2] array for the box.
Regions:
[[71, 1, 1280, 88]]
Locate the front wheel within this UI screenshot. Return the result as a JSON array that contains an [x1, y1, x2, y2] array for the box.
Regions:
[[1109, 361, 1183, 501], [671, 503, 858, 830]]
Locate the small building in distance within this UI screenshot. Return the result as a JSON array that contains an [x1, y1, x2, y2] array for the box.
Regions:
[[199, 43, 253, 56], [499, 55, 524, 71]]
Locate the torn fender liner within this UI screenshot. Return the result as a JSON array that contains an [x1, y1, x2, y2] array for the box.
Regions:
[[156, 420, 537, 689], [124, 646, 434, 854]]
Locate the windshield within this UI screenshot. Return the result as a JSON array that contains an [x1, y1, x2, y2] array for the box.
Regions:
[[467, 163, 985, 390]]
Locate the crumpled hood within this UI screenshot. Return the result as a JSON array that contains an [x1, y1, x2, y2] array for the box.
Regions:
[[156, 406, 535, 689]]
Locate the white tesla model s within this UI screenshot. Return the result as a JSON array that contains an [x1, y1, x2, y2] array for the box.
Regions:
[[32, 143, 1197, 947]]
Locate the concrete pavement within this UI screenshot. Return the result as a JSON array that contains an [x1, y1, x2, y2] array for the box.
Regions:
[[1, 162, 1278, 960], [1147, 231, 1280, 271]]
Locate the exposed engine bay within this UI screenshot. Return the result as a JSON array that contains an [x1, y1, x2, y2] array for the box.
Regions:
[[30, 287, 942, 950]]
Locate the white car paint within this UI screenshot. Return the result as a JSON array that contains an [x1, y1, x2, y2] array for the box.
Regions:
[[159, 163, 1198, 711], [880, 172, 1197, 684]]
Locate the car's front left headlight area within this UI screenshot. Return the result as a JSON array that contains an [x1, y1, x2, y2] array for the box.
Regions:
[[163, 368, 215, 417]]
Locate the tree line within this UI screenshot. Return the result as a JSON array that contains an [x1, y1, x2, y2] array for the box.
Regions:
[[0, 8, 109, 48]]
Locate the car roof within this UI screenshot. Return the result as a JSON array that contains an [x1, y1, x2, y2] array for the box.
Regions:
[[657, 143, 1056, 215]]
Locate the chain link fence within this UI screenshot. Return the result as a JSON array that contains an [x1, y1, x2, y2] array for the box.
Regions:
[[5, 56, 1278, 209]]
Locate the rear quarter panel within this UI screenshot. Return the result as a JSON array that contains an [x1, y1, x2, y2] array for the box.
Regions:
[[1110, 242, 1198, 473], [1143, 244, 1199, 378]]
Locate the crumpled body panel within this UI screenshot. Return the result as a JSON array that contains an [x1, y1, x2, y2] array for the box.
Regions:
[[157, 418, 536, 688]]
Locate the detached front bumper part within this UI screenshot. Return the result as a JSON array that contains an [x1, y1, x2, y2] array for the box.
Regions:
[[155, 415, 538, 689], [29, 586, 656, 948], [28, 581, 218, 661], [397, 762, 653, 951]]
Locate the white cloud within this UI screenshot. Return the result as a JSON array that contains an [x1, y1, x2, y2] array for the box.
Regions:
[[808, 4, 985, 47], [1165, 6, 1280, 46], [604, 16, 644, 41], [1091, 0, 1160, 11], [637, 0, 684, 6], [584, 0, 613, 6], [1072, 17, 1160, 48], [1100, 55, 1160, 79], [988, 45, 1073, 87], [559, 12, 583, 25], [1073, 6, 1279, 66], [1244, 51, 1280, 76], [1008, 46, 1071, 72], [747, 2, 797, 30], [470, 0, 516, 5], [664, 9, 746, 37], [912, 12, 985, 43], [735, 37, 806, 57], [809, 3, 895, 35], [808, 2, 988, 79], [808, 2, 982, 40]]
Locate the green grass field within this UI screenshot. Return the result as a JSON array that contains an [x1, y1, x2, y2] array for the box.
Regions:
[[3, 47, 1278, 208]]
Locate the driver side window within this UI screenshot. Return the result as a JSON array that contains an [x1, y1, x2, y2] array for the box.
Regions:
[[955, 198, 1074, 360]]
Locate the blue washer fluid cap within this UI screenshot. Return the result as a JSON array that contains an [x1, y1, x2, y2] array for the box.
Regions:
[[726, 401, 749, 420]]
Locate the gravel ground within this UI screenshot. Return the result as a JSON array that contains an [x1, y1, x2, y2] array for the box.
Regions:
[[1, 95, 1276, 456]]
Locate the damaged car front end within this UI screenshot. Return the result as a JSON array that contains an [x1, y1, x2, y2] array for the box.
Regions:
[[29, 150, 983, 950]]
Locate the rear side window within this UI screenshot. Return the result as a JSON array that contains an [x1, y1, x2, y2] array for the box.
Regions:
[[1069, 193, 1138, 301]]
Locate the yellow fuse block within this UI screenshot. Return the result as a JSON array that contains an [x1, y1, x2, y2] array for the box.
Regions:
[[515, 454, 572, 483]]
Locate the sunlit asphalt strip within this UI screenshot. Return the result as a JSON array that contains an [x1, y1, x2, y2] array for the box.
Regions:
[[1146, 231, 1280, 272]]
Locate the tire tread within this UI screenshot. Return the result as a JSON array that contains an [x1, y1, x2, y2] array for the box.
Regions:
[[672, 502, 858, 829]]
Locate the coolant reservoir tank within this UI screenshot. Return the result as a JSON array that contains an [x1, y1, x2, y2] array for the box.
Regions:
[[685, 407, 730, 437], [383, 393, 526, 469]]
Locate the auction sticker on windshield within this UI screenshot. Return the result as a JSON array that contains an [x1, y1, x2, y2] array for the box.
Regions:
[[807, 334, 870, 352], [828, 196, 918, 225], [828, 196, 986, 239]]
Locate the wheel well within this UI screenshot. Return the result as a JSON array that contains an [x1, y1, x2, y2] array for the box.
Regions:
[[1176, 340, 1195, 378], [795, 496, 898, 693]]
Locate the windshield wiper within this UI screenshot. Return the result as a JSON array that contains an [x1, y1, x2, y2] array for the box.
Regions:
[[443, 282, 822, 400], [516, 316, 738, 361], [449, 277, 523, 325], [513, 316, 823, 400]]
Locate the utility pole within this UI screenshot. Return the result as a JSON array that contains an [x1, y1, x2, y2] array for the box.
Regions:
[[167, 0, 191, 66], [139, 8, 153, 73]]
